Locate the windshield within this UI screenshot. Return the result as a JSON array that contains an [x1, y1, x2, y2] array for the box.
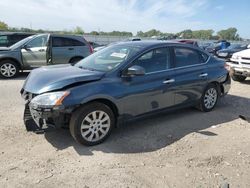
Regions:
[[9, 35, 35, 49], [75, 44, 141, 72]]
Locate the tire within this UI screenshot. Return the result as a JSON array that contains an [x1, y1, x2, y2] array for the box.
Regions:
[[231, 74, 246, 82], [69, 102, 115, 146], [0, 60, 20, 78], [198, 84, 219, 112], [69, 57, 83, 65]]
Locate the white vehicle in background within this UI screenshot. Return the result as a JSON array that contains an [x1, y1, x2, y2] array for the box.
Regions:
[[227, 45, 250, 82]]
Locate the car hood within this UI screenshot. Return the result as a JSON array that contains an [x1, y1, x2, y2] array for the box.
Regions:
[[233, 49, 250, 58], [0, 47, 11, 51], [218, 49, 240, 54], [23, 64, 105, 94]]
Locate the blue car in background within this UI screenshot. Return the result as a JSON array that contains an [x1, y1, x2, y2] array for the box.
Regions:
[[21, 41, 231, 145]]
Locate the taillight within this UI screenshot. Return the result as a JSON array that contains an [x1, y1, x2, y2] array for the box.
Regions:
[[87, 43, 94, 54]]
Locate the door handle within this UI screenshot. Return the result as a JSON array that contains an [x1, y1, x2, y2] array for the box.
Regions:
[[38, 49, 45, 52], [199, 73, 208, 77], [163, 79, 175, 84]]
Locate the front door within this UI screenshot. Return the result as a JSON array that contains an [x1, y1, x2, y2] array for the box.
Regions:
[[119, 47, 176, 116], [21, 34, 49, 67]]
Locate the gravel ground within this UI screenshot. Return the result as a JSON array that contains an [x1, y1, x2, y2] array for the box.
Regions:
[[0, 73, 250, 188]]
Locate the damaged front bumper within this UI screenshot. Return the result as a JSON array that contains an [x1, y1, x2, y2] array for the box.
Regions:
[[23, 102, 70, 132]]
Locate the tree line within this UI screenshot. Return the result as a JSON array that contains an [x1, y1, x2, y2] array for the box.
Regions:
[[0, 20, 241, 40]]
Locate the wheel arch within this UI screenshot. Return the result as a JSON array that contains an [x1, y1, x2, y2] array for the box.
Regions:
[[208, 81, 222, 95], [69, 56, 84, 64], [0, 57, 22, 70], [73, 97, 119, 122]]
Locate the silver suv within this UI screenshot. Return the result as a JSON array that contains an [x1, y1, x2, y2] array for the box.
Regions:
[[0, 34, 93, 78]]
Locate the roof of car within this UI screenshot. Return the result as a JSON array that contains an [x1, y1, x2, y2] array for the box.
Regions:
[[115, 40, 180, 46], [112, 40, 202, 49]]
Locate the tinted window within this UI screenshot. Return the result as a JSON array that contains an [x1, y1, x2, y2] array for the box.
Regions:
[[27, 35, 48, 48], [174, 47, 204, 68], [133, 48, 171, 73], [52, 37, 85, 47], [0, 36, 8, 45]]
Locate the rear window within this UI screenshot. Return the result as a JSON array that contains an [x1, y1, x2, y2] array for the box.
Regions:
[[52, 37, 86, 47]]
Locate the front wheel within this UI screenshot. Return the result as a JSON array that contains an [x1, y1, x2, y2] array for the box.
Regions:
[[69, 102, 115, 146], [232, 75, 246, 82], [198, 84, 219, 112], [0, 60, 20, 78]]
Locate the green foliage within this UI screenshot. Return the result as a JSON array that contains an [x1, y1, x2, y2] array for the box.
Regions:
[[0, 20, 243, 40], [136, 29, 162, 37], [217, 27, 239, 40], [73, 26, 84, 35], [192, 30, 214, 39], [178, 29, 193, 39], [0, 21, 8, 30], [90, 31, 99, 35]]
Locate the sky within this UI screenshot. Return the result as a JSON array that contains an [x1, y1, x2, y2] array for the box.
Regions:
[[0, 0, 250, 38]]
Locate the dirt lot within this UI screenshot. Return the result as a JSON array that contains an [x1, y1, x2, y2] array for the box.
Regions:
[[0, 73, 250, 188]]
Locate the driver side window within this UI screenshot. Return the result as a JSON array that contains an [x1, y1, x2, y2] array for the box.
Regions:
[[27, 35, 48, 48], [133, 47, 171, 73]]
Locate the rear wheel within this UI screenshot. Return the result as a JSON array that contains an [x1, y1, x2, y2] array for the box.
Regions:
[[0, 60, 20, 78], [232, 74, 246, 82], [198, 84, 219, 112], [69, 102, 115, 146]]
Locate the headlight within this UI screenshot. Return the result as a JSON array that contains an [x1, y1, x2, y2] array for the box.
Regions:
[[218, 52, 228, 57], [232, 55, 240, 60], [30, 91, 70, 107]]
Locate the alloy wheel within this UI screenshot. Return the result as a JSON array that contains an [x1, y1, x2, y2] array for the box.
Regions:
[[80, 110, 111, 142], [204, 88, 218, 109], [0, 63, 16, 77]]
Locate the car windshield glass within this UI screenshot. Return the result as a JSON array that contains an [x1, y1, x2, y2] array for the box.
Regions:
[[75, 44, 141, 72], [9, 35, 34, 49]]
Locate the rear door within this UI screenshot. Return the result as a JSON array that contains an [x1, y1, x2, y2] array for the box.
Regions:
[[172, 46, 209, 106], [21, 34, 49, 67], [51, 36, 87, 64], [120, 47, 176, 116]]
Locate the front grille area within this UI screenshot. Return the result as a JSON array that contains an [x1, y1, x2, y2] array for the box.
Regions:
[[230, 61, 239, 64], [242, 57, 250, 61]]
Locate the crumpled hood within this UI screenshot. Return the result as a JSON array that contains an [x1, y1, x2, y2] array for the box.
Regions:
[[0, 47, 11, 51], [23, 64, 105, 94], [233, 49, 250, 58]]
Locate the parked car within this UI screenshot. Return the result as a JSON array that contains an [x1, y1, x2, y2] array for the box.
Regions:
[[21, 41, 231, 146], [178, 40, 199, 47], [0, 34, 93, 78], [216, 44, 249, 60], [199, 42, 213, 50], [0, 32, 33, 47], [94, 38, 141, 52], [88, 41, 101, 49], [227, 47, 250, 82], [205, 40, 231, 55]]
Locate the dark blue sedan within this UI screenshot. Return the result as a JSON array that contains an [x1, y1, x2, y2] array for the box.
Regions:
[[21, 41, 231, 145]]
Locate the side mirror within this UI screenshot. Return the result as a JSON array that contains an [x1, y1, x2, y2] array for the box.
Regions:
[[124, 65, 145, 77], [23, 44, 31, 50]]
